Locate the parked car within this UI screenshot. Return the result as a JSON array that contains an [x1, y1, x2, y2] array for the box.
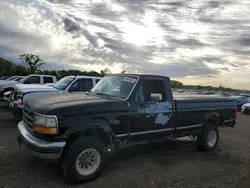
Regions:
[[0, 74, 57, 100], [241, 103, 250, 114], [0, 76, 10, 80], [230, 96, 248, 111], [12, 76, 25, 81], [17, 74, 237, 182], [3, 76, 19, 81], [0, 76, 24, 81], [9, 75, 101, 118]]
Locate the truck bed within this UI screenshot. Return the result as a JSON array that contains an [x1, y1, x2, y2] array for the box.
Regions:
[[173, 93, 236, 103], [173, 93, 237, 126]]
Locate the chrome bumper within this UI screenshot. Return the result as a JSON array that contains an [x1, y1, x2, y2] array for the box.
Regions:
[[17, 121, 66, 161]]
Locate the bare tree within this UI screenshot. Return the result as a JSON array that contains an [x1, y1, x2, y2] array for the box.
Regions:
[[100, 68, 112, 76], [121, 70, 126, 74], [19, 54, 45, 73]]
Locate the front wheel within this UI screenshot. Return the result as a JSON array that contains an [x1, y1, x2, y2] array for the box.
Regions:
[[61, 137, 107, 182], [197, 124, 219, 151]]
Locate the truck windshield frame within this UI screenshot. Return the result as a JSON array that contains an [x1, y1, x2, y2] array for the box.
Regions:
[[54, 77, 76, 90], [90, 75, 139, 100]]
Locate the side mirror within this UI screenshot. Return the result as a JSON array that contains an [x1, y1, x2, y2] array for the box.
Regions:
[[150, 93, 162, 102]]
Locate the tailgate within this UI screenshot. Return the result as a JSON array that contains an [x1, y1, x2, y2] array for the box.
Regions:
[[222, 107, 237, 128]]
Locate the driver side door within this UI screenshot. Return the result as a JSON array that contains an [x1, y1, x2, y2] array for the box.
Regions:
[[128, 77, 174, 143]]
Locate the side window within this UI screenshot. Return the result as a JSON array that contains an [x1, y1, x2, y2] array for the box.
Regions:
[[23, 76, 40, 84], [43, 77, 53, 84], [69, 79, 93, 92], [141, 78, 166, 102], [95, 79, 101, 84], [134, 85, 144, 102]]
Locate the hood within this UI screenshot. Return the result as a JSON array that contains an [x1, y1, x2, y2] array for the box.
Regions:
[[44, 83, 55, 86], [25, 93, 127, 115], [16, 84, 57, 93], [23, 90, 61, 103]]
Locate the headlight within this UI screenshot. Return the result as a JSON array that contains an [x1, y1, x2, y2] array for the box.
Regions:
[[33, 114, 58, 134]]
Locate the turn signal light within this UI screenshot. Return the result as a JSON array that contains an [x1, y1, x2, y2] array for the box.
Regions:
[[33, 125, 58, 134]]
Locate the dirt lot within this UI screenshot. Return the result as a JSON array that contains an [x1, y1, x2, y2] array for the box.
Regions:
[[0, 101, 250, 188]]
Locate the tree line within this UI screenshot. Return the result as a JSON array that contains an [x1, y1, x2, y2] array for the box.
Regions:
[[0, 54, 245, 93]]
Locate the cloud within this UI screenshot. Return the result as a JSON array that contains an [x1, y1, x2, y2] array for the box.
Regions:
[[0, 0, 250, 89]]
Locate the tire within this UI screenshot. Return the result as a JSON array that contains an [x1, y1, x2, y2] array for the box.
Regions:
[[197, 124, 219, 151], [61, 137, 107, 182]]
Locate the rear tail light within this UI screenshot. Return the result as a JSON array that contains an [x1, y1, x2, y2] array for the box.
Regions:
[[234, 107, 238, 118]]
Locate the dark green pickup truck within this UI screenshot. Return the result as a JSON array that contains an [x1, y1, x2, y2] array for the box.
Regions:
[[17, 74, 237, 182]]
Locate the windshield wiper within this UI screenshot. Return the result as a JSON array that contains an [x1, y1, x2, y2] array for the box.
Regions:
[[94, 92, 112, 98]]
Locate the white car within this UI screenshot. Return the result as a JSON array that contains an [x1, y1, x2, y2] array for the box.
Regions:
[[241, 103, 250, 114], [9, 75, 102, 118], [0, 74, 57, 100]]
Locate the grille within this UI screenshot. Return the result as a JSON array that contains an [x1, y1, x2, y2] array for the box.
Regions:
[[23, 105, 35, 128]]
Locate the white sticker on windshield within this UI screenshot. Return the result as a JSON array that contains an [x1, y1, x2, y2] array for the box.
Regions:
[[123, 77, 137, 83]]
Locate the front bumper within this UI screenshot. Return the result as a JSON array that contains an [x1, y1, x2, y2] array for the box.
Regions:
[[17, 121, 66, 161]]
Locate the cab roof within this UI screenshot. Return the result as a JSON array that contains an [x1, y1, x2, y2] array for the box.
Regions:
[[65, 75, 102, 79], [106, 73, 169, 79]]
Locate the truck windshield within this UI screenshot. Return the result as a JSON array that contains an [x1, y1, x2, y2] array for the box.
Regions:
[[18, 76, 29, 83], [54, 77, 76, 90], [90, 75, 138, 99]]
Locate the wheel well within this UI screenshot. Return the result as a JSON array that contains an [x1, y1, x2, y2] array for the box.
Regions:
[[63, 122, 115, 155], [204, 111, 223, 127], [3, 88, 14, 92]]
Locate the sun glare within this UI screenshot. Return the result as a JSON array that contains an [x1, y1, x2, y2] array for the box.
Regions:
[[121, 13, 165, 46]]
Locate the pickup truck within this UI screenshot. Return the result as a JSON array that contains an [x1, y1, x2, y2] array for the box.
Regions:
[[0, 74, 57, 100], [17, 74, 237, 182], [9, 76, 101, 118]]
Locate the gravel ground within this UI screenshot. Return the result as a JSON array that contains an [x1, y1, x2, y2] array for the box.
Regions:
[[0, 101, 249, 188]]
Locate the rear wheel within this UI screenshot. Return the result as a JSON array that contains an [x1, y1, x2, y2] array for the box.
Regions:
[[197, 124, 219, 151], [61, 137, 107, 182]]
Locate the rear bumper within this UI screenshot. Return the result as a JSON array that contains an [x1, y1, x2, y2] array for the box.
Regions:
[[223, 118, 237, 127], [17, 121, 66, 161]]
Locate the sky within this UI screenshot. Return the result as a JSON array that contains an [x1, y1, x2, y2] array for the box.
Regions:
[[0, 0, 250, 89]]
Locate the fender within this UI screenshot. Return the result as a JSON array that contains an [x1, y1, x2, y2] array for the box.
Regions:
[[64, 119, 116, 151], [204, 110, 223, 126]]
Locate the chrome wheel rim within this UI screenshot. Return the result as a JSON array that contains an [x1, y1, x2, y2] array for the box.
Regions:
[[207, 130, 217, 147], [76, 148, 101, 176]]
